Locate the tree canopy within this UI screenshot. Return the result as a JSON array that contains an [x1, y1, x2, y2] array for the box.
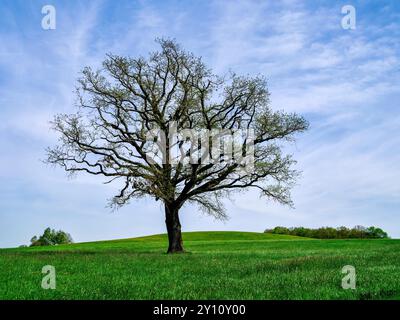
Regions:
[[46, 39, 308, 252], [264, 226, 389, 239], [30, 227, 73, 246]]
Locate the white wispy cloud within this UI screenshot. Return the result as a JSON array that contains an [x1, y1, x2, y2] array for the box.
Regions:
[[1, 0, 399, 247]]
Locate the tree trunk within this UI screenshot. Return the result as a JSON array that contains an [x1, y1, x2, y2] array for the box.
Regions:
[[165, 202, 184, 253]]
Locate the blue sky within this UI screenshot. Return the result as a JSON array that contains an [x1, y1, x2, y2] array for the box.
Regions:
[[0, 0, 399, 247]]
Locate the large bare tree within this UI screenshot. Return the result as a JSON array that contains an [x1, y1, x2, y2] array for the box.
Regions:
[[46, 39, 308, 253]]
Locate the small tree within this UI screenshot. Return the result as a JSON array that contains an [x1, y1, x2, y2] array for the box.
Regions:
[[366, 226, 388, 239], [30, 228, 73, 246], [46, 39, 308, 253]]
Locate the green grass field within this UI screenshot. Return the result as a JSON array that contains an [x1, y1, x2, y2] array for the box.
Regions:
[[1, 231, 399, 300]]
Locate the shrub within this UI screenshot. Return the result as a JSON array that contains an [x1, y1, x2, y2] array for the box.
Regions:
[[30, 227, 73, 246], [264, 226, 389, 239]]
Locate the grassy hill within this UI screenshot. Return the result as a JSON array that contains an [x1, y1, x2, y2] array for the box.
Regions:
[[1, 231, 399, 299]]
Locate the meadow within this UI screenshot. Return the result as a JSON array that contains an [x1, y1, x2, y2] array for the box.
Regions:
[[0, 231, 399, 300]]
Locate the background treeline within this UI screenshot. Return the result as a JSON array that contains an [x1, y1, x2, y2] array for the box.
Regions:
[[264, 226, 389, 239]]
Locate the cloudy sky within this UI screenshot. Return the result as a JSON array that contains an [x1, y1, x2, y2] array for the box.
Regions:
[[1, 0, 399, 247]]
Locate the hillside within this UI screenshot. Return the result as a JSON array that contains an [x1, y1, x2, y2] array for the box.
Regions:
[[0, 231, 399, 300], [2, 231, 309, 253]]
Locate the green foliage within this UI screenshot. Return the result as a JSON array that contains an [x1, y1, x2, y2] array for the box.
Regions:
[[30, 227, 73, 247], [0, 231, 399, 299], [264, 226, 389, 239], [366, 226, 389, 239]]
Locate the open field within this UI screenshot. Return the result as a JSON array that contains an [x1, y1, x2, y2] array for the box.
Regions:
[[1, 231, 399, 300]]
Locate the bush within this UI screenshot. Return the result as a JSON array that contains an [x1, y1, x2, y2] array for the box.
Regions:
[[264, 226, 389, 239], [30, 227, 73, 246]]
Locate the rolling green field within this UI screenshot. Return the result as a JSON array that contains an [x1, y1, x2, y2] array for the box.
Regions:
[[1, 231, 399, 300]]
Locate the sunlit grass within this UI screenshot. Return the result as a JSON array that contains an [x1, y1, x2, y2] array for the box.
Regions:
[[0, 231, 399, 299]]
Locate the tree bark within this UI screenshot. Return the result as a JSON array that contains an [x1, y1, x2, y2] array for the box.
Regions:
[[165, 202, 184, 253]]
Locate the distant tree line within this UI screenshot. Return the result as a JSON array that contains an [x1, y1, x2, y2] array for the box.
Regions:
[[264, 226, 389, 239], [30, 227, 73, 246]]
